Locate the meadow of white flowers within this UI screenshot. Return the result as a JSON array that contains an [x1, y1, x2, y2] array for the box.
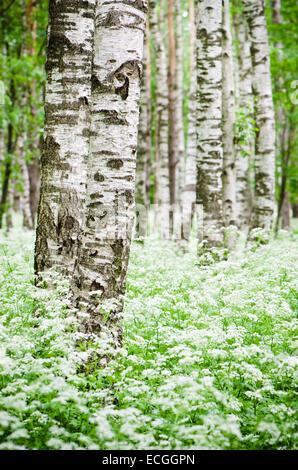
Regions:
[[0, 219, 297, 449]]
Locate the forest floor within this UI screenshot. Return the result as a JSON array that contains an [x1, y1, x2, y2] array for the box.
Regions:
[[0, 216, 297, 450]]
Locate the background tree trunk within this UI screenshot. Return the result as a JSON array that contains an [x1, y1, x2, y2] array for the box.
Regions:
[[174, 0, 185, 210], [136, 19, 150, 239], [151, 0, 170, 239], [233, 10, 254, 228], [222, 0, 236, 245], [242, 0, 276, 231], [168, 0, 176, 236], [181, 0, 196, 243], [26, 0, 40, 227]]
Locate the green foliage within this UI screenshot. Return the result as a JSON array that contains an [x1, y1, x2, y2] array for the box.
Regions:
[[266, 0, 298, 204], [0, 218, 297, 449], [234, 103, 258, 159]]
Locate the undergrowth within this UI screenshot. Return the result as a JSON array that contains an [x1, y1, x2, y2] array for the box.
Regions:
[[0, 218, 297, 449]]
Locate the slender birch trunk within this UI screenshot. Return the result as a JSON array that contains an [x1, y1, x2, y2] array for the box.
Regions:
[[34, 0, 96, 282], [181, 0, 196, 242], [19, 121, 34, 230], [272, 0, 290, 233], [151, 0, 170, 238], [73, 0, 147, 342], [233, 11, 254, 228], [0, 122, 13, 230], [196, 0, 223, 247], [222, 0, 236, 245], [242, 0, 276, 231], [136, 18, 150, 239], [144, 20, 152, 211], [168, 0, 176, 236], [26, 0, 40, 226], [174, 0, 185, 207]]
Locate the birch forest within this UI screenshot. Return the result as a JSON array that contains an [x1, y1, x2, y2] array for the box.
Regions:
[[0, 0, 297, 453]]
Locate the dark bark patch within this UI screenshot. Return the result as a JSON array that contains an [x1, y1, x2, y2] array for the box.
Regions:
[[123, 189, 134, 205], [100, 109, 128, 125], [90, 280, 104, 292], [91, 75, 110, 93], [41, 135, 60, 166], [90, 192, 103, 200], [107, 159, 124, 169], [94, 172, 105, 182], [115, 75, 129, 101]]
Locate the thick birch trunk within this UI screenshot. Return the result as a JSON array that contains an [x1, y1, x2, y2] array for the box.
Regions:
[[73, 0, 147, 342], [34, 0, 96, 281], [233, 12, 254, 228], [181, 0, 196, 242], [151, 0, 170, 238], [242, 0, 276, 231], [196, 0, 223, 247], [222, 0, 236, 246]]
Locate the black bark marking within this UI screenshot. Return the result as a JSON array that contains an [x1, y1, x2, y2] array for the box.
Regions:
[[100, 109, 128, 125], [115, 75, 130, 100], [107, 159, 124, 169], [94, 172, 105, 182]]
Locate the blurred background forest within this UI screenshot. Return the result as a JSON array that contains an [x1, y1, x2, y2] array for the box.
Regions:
[[0, 0, 297, 235]]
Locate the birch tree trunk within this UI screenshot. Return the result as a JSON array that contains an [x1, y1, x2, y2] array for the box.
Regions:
[[272, 0, 290, 233], [242, 0, 276, 231], [233, 11, 254, 228], [136, 18, 150, 239], [34, 0, 96, 282], [181, 0, 196, 242], [174, 0, 185, 208], [196, 0, 223, 247], [168, 0, 176, 236], [73, 0, 147, 342], [19, 123, 34, 230], [222, 0, 236, 246], [151, 0, 170, 239], [26, 0, 40, 226]]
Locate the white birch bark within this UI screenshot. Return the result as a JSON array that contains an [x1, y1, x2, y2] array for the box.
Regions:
[[19, 131, 34, 230], [181, 0, 196, 242], [34, 0, 96, 281], [174, 0, 185, 206], [242, 0, 276, 231], [222, 0, 236, 241], [73, 0, 148, 341], [196, 0, 223, 247], [233, 11, 254, 228], [151, 0, 170, 238], [135, 18, 150, 238]]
